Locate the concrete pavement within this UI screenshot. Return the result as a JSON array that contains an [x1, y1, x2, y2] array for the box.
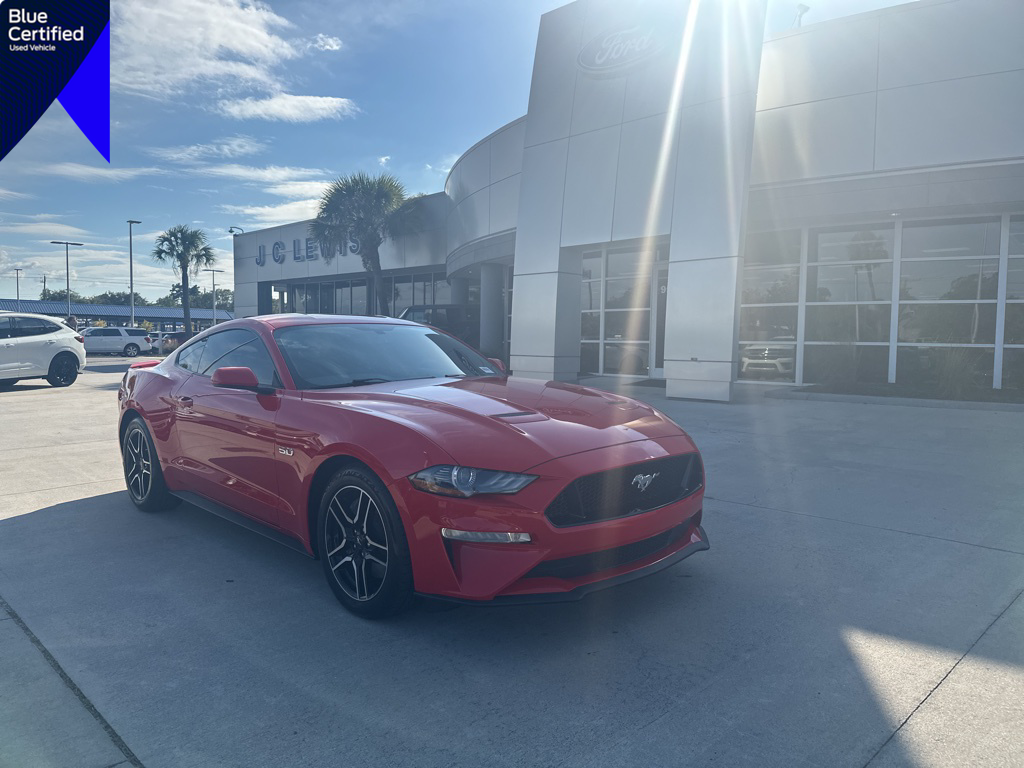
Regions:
[[0, 369, 1022, 767]]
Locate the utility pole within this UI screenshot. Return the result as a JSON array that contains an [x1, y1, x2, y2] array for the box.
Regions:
[[50, 240, 84, 320], [42, 274, 47, 297], [127, 220, 142, 327], [203, 268, 225, 326], [14, 268, 23, 311]]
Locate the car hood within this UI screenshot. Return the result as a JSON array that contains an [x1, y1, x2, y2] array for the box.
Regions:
[[301, 376, 692, 472]]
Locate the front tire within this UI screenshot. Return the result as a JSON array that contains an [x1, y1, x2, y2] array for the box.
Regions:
[[46, 354, 79, 387], [122, 418, 179, 512], [318, 466, 414, 619], [124, 343, 140, 357]]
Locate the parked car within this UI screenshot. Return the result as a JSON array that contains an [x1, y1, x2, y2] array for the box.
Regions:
[[0, 312, 86, 388], [740, 338, 796, 378], [160, 331, 189, 354], [119, 315, 707, 618], [82, 327, 153, 357], [145, 331, 166, 353], [398, 304, 480, 348]]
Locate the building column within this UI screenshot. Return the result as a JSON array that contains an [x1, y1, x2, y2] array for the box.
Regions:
[[450, 277, 470, 305], [478, 263, 505, 359]]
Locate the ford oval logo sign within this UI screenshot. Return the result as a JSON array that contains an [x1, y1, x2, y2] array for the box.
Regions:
[[578, 23, 664, 77]]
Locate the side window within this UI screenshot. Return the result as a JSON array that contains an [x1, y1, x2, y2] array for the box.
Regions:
[[100, 328, 121, 337], [0, 318, 12, 339], [12, 317, 59, 337], [176, 339, 206, 372], [126, 329, 148, 337], [404, 309, 427, 323], [198, 329, 279, 388]]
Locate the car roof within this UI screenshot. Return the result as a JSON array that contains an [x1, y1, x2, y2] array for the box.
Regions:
[[0, 311, 69, 323], [244, 313, 422, 330]]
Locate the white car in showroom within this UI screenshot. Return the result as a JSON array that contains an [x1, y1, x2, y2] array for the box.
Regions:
[[0, 312, 86, 388], [82, 326, 153, 357]]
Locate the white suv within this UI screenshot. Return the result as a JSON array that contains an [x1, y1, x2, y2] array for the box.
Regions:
[[0, 312, 87, 388], [82, 327, 153, 357]]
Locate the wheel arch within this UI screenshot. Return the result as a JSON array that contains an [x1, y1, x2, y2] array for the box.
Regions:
[[305, 454, 376, 560], [118, 407, 144, 452]]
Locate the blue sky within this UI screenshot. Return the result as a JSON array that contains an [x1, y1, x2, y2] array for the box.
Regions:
[[0, 0, 914, 303]]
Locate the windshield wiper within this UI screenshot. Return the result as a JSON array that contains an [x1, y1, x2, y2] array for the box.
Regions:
[[339, 377, 393, 388]]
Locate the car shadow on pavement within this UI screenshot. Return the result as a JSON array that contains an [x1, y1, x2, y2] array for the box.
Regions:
[[1, 489, 1022, 767]]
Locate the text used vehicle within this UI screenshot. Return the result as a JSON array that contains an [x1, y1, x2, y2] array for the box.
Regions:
[[118, 315, 707, 617]]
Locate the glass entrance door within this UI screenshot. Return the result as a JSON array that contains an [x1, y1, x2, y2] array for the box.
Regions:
[[650, 267, 668, 378]]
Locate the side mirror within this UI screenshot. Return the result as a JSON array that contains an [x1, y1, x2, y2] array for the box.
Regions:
[[487, 358, 506, 374], [212, 366, 261, 391]]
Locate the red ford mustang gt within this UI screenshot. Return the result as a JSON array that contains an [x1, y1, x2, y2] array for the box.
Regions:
[[118, 315, 707, 617]]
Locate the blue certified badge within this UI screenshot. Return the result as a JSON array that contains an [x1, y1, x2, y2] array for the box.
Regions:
[[1, 0, 110, 162]]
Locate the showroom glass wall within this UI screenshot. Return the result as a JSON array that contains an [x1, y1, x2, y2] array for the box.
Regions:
[[269, 271, 449, 316], [580, 244, 669, 377], [740, 215, 1022, 390]]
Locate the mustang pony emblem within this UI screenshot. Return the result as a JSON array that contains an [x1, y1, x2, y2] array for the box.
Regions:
[[632, 472, 659, 492]]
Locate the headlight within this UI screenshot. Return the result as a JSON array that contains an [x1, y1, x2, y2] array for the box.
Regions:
[[408, 465, 537, 497]]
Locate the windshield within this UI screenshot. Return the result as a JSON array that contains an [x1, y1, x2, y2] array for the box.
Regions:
[[273, 322, 499, 389]]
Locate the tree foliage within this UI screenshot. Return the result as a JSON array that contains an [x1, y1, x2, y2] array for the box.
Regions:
[[151, 225, 217, 335]]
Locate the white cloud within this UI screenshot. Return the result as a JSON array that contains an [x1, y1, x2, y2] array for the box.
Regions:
[[220, 199, 320, 227], [263, 180, 331, 199], [111, 0, 297, 98], [149, 135, 268, 164], [35, 163, 162, 183], [197, 164, 331, 184], [378, 155, 391, 167], [425, 153, 459, 175], [0, 221, 93, 238], [0, 188, 32, 200], [308, 33, 342, 52], [219, 93, 358, 122]]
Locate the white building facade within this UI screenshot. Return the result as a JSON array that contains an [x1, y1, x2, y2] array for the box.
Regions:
[[234, 0, 1024, 399]]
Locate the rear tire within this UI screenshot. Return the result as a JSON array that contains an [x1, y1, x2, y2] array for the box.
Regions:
[[317, 466, 414, 619], [122, 418, 179, 512], [46, 354, 78, 387], [124, 343, 140, 357]]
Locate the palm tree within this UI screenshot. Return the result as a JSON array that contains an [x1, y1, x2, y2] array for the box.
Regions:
[[152, 225, 217, 336], [309, 172, 419, 315]]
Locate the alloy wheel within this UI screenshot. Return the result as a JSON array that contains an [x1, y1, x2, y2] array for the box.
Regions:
[[52, 357, 76, 385], [124, 428, 153, 501], [323, 485, 389, 602]]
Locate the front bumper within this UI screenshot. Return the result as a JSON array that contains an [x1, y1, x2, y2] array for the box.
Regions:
[[390, 436, 708, 604]]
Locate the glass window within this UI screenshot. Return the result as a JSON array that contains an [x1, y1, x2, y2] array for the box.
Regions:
[[304, 285, 320, 314], [1005, 305, 1024, 345], [319, 283, 335, 315], [807, 263, 892, 303], [742, 266, 799, 304], [1003, 348, 1024, 390], [433, 278, 451, 304], [580, 342, 599, 374], [744, 230, 800, 266], [176, 339, 206, 372], [392, 276, 412, 316], [581, 251, 602, 280], [198, 329, 278, 388], [902, 219, 1000, 259], [1005, 259, 1024, 301], [739, 306, 797, 342], [581, 312, 600, 340], [603, 343, 648, 375], [351, 280, 368, 314], [604, 310, 650, 341], [896, 346, 993, 389], [898, 304, 996, 344], [99, 328, 121, 336], [293, 284, 306, 314], [1010, 217, 1024, 256], [404, 309, 429, 324], [607, 250, 653, 279], [605, 278, 651, 309], [812, 227, 893, 263], [738, 342, 796, 382], [581, 282, 601, 312], [273, 323, 495, 389], [336, 283, 351, 314], [899, 259, 998, 301], [126, 329, 149, 337], [806, 304, 890, 342], [12, 317, 60, 337], [803, 345, 888, 384], [0, 318, 12, 339]]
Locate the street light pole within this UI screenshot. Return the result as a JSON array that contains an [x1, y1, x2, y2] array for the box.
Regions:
[[14, 268, 22, 311], [50, 241, 84, 321], [203, 268, 225, 325], [127, 220, 141, 326]]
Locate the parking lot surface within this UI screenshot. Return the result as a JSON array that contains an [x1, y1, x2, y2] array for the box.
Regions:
[[1, 366, 1022, 768]]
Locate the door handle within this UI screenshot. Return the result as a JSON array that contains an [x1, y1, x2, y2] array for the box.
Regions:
[[3, 343, 13, 347], [45, 340, 57, 345]]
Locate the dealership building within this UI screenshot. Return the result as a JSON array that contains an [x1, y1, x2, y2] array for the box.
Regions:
[[233, 0, 1024, 400]]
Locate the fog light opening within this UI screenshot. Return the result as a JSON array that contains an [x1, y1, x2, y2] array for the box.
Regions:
[[441, 528, 532, 544]]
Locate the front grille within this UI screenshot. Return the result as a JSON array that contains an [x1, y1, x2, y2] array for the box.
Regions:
[[545, 453, 703, 527], [525, 517, 698, 580]]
